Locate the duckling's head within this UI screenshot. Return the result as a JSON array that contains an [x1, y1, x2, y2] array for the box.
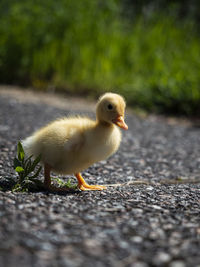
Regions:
[[96, 93, 128, 130]]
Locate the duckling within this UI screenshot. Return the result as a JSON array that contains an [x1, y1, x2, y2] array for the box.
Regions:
[[23, 92, 128, 191]]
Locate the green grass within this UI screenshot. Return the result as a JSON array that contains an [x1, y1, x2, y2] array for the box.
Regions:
[[0, 0, 200, 115]]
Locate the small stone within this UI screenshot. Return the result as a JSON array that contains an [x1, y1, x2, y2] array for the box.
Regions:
[[40, 242, 54, 251], [131, 236, 143, 243], [169, 260, 186, 267], [83, 239, 104, 256], [119, 241, 129, 249], [131, 262, 148, 267], [52, 222, 65, 234], [151, 205, 162, 210], [153, 252, 171, 265], [146, 186, 154, 191]]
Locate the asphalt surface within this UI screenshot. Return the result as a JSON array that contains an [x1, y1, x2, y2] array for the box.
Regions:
[[0, 87, 200, 267]]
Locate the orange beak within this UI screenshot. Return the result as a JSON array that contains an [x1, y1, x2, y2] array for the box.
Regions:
[[113, 115, 128, 130]]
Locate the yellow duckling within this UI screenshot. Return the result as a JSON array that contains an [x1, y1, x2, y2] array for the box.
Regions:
[[23, 92, 128, 191]]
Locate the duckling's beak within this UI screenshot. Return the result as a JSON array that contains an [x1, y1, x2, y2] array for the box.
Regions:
[[113, 115, 128, 130]]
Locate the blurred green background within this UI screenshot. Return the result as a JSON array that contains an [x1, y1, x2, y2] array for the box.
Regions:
[[0, 0, 200, 116]]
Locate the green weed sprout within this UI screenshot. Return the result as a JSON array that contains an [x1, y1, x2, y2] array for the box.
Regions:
[[13, 141, 43, 192], [51, 177, 78, 190], [13, 141, 78, 192]]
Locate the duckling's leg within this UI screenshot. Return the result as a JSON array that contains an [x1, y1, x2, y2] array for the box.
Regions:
[[44, 163, 52, 189], [75, 173, 106, 191], [44, 163, 74, 192]]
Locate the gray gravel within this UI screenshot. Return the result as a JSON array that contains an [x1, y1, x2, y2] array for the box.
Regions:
[[0, 88, 200, 267]]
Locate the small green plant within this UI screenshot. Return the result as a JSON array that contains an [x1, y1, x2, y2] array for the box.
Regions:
[[52, 177, 78, 190], [13, 141, 78, 192], [13, 141, 43, 192]]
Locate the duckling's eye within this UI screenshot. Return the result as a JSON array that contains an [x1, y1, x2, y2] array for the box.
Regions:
[[107, 104, 113, 110]]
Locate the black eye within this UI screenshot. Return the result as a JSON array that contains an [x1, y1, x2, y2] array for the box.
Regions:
[[107, 104, 113, 110]]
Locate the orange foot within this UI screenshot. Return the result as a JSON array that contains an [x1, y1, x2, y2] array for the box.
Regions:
[[79, 183, 107, 191], [75, 173, 107, 191]]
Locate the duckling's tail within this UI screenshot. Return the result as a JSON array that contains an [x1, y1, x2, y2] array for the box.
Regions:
[[22, 136, 37, 158]]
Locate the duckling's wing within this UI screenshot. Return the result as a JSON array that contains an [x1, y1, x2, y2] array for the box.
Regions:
[[64, 129, 85, 153]]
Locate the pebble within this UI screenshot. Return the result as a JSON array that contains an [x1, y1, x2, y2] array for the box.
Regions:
[[131, 263, 148, 267], [146, 186, 154, 191], [131, 236, 143, 243], [169, 261, 186, 267], [153, 252, 171, 265]]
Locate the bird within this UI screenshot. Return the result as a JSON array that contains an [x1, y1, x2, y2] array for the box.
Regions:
[[22, 92, 128, 191]]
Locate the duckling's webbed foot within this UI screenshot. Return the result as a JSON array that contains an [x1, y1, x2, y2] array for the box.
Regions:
[[75, 173, 106, 191]]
